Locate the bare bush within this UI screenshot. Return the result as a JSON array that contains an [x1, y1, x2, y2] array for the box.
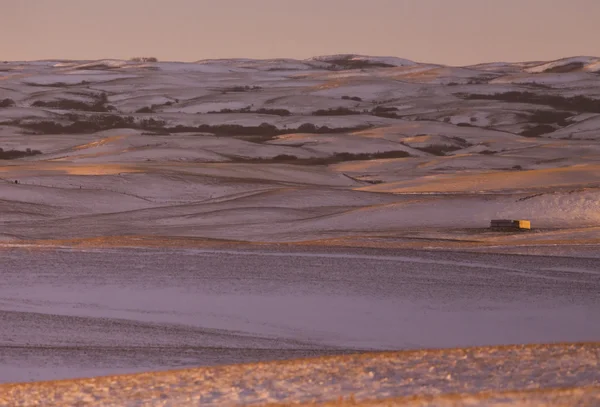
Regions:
[[312, 107, 361, 116], [341, 96, 363, 101], [0, 147, 42, 159], [31, 93, 115, 112], [16, 110, 370, 136], [237, 150, 411, 165], [208, 107, 291, 116], [0, 98, 15, 108], [415, 144, 464, 156]]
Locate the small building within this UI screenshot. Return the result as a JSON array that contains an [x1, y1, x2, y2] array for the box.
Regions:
[[490, 219, 531, 230]]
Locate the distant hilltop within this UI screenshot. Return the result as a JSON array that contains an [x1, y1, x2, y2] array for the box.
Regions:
[[5, 54, 600, 74]]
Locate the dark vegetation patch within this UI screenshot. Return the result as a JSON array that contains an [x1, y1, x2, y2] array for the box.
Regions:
[[236, 150, 411, 165], [311, 107, 362, 116], [449, 136, 470, 146], [543, 62, 585, 73], [135, 106, 155, 113], [0, 147, 42, 159], [166, 123, 370, 137], [370, 106, 402, 119], [75, 64, 118, 71], [524, 82, 554, 89], [0, 98, 15, 108], [23, 81, 91, 88], [16, 114, 138, 134], [221, 86, 262, 93], [135, 100, 176, 114], [445, 77, 497, 85], [209, 104, 403, 118], [456, 92, 600, 113], [527, 110, 573, 125], [250, 108, 291, 116], [32, 99, 116, 112], [266, 67, 301, 72], [520, 124, 557, 138], [467, 76, 498, 85], [516, 110, 574, 138], [517, 193, 545, 202], [208, 107, 291, 116], [13, 114, 370, 136], [31, 93, 116, 112], [353, 177, 384, 185], [405, 135, 470, 156]]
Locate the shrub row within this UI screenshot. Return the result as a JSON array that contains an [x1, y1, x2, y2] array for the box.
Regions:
[[31, 93, 115, 112], [371, 106, 402, 119], [520, 124, 556, 138], [238, 150, 411, 165], [415, 144, 464, 156], [312, 107, 361, 116], [341, 96, 363, 101], [324, 58, 395, 70], [457, 91, 600, 113], [221, 86, 262, 93], [135, 101, 176, 113], [15, 114, 370, 136], [0, 148, 42, 159], [528, 110, 572, 125], [208, 107, 291, 116], [32, 99, 116, 112]]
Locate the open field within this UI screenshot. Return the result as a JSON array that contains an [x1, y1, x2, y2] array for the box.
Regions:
[[1, 54, 600, 249], [0, 246, 598, 399], [0, 246, 600, 406], [1, 55, 600, 405]]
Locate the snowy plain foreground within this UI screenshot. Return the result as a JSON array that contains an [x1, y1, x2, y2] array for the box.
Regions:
[[0, 246, 598, 384], [0, 55, 600, 400]]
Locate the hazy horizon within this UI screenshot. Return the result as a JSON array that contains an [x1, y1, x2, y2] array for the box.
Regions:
[[2, 0, 599, 65]]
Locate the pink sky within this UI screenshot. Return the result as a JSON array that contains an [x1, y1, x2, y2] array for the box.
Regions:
[[2, 0, 598, 65]]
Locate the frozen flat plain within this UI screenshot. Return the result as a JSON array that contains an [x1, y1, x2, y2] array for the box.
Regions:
[[1, 245, 598, 384]]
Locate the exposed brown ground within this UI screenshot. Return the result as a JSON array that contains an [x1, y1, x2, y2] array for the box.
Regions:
[[1, 343, 598, 406], [298, 386, 600, 406]]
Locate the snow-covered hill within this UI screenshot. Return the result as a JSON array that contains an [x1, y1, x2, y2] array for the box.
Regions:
[[1, 55, 600, 249]]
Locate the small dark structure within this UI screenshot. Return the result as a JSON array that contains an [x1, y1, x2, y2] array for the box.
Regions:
[[490, 219, 531, 230]]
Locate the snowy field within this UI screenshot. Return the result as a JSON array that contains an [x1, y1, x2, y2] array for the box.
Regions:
[[1, 55, 600, 396], [0, 55, 600, 249], [1, 246, 598, 384]]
